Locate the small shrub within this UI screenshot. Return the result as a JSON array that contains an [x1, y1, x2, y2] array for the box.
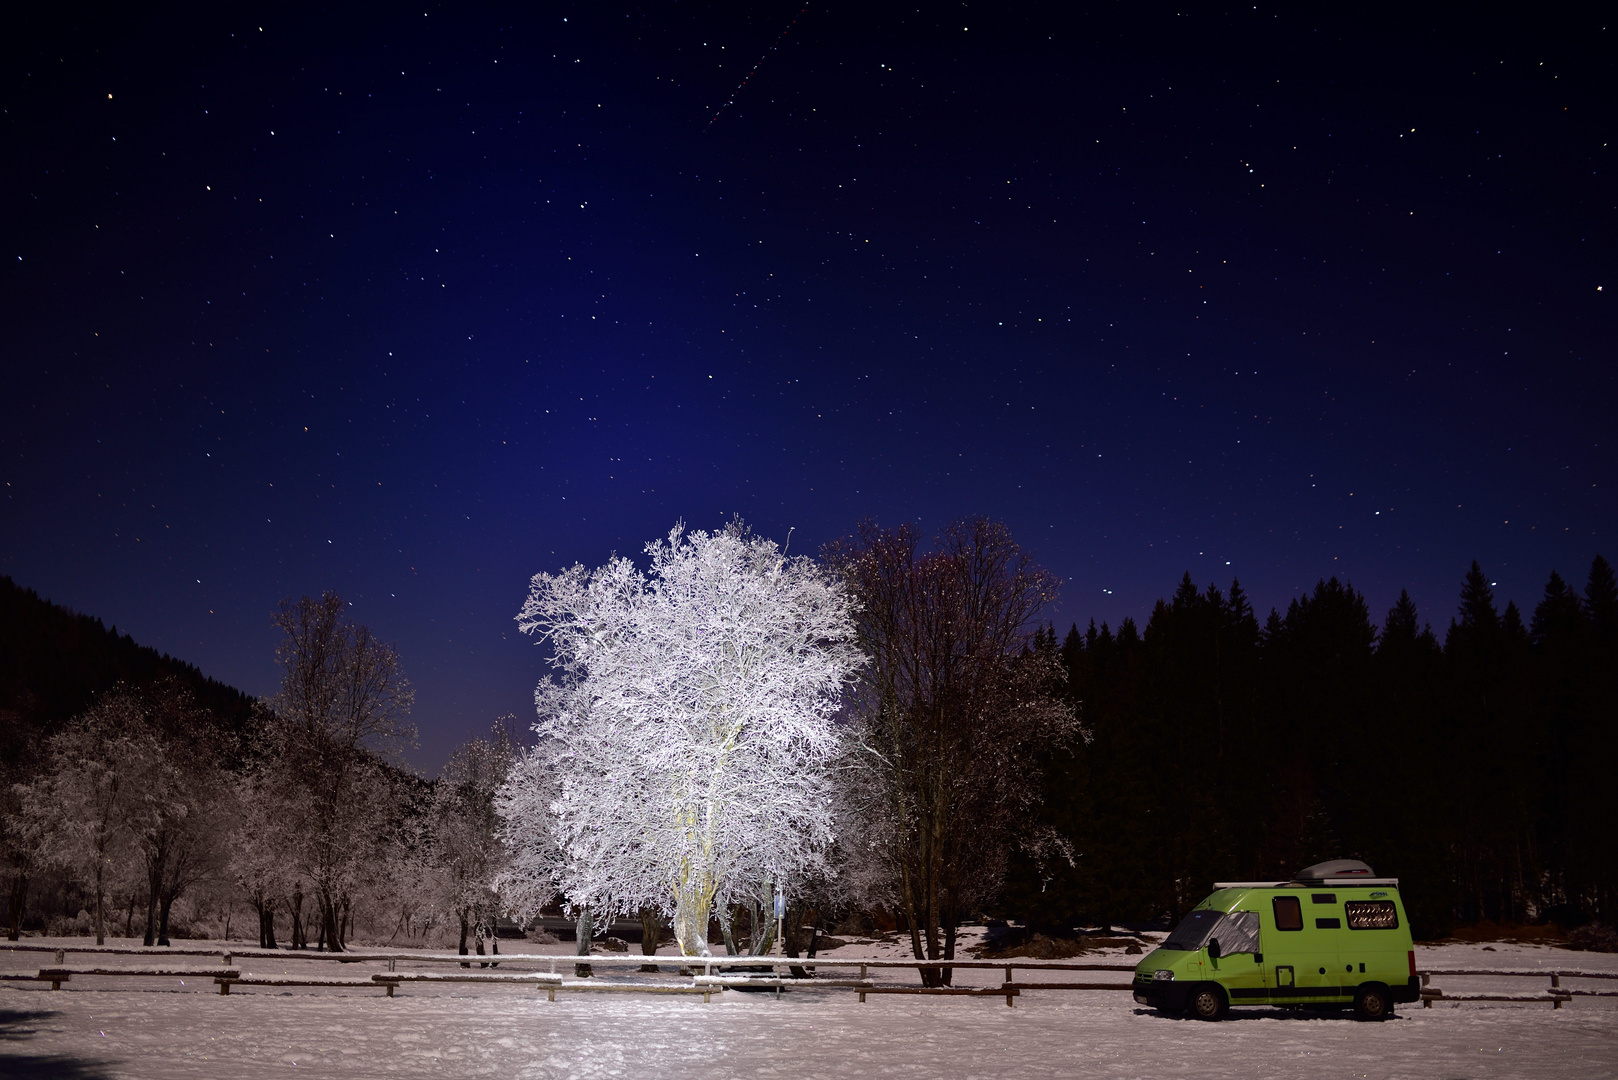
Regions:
[[1567, 923, 1618, 953]]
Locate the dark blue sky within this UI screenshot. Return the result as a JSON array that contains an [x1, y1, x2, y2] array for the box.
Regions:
[[4, 4, 1613, 771]]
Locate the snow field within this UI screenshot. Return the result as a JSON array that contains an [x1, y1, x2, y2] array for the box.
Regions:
[[2, 979, 1616, 1080]]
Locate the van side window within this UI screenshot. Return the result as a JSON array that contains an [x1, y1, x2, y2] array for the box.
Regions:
[[1273, 896, 1303, 931], [1345, 900, 1399, 929]]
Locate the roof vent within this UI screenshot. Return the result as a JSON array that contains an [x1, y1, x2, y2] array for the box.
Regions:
[[1293, 859, 1374, 882]]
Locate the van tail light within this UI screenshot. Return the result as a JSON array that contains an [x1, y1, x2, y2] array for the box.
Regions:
[[1407, 951, 1417, 977]]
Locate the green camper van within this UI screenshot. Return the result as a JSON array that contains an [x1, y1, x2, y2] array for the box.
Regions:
[[1132, 860, 1419, 1021]]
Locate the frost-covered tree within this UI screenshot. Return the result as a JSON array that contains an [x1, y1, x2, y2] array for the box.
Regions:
[[123, 680, 232, 946], [430, 726, 515, 960], [229, 769, 297, 948], [26, 688, 148, 944], [2, 738, 49, 941], [500, 520, 860, 956]]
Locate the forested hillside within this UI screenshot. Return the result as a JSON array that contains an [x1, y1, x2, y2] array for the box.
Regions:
[[1005, 557, 1618, 939], [0, 576, 257, 767]]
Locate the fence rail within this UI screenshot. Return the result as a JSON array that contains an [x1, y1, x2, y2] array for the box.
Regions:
[[1418, 967, 1618, 1009], [2, 942, 1134, 976], [7, 943, 1613, 1010]]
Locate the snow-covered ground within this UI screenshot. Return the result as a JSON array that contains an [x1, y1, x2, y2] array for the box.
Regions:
[[3, 937, 1614, 1079]]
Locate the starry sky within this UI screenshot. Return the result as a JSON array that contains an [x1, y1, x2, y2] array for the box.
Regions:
[[3, 4, 1613, 771]]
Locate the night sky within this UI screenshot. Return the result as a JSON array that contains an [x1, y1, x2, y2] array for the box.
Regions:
[[4, 5, 1613, 771]]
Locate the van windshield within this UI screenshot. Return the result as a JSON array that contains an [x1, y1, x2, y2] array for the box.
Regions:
[[1160, 910, 1223, 951], [1160, 909, 1262, 954]]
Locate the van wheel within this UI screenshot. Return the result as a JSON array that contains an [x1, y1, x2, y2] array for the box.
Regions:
[[1353, 985, 1390, 1021], [1188, 984, 1228, 1021]]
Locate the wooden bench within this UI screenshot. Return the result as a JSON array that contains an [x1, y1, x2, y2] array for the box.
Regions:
[[215, 974, 401, 997], [375, 971, 563, 1000], [863, 983, 1021, 1007], [556, 980, 718, 1001], [1421, 988, 1573, 1009], [35, 967, 238, 991], [693, 974, 876, 1000], [1008, 981, 1134, 992]]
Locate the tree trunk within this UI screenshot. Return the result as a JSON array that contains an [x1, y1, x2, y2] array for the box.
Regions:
[[257, 898, 278, 949], [289, 886, 305, 949], [756, 886, 779, 956], [319, 894, 342, 953], [899, 855, 938, 986], [7, 870, 27, 941], [143, 868, 161, 947], [574, 906, 593, 977], [672, 872, 715, 957], [157, 892, 175, 946], [92, 857, 106, 945], [783, 902, 814, 979], [458, 911, 471, 968], [123, 893, 136, 939], [719, 905, 739, 956], [638, 907, 662, 971]]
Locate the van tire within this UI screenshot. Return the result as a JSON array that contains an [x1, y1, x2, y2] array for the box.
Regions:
[[1187, 984, 1228, 1021], [1353, 984, 1391, 1021]]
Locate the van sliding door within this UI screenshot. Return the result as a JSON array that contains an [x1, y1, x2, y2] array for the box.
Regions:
[[1266, 894, 1341, 1002]]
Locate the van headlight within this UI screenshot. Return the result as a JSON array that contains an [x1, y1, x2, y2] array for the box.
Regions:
[[1152, 969, 1174, 981]]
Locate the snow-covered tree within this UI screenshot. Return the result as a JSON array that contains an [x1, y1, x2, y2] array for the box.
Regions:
[[229, 769, 297, 948], [124, 679, 232, 946], [26, 689, 147, 944], [429, 726, 515, 958], [500, 520, 860, 956]]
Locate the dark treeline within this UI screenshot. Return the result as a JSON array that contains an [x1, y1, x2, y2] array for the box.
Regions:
[[1005, 556, 1618, 939]]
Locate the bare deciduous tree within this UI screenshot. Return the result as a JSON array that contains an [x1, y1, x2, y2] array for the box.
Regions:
[[269, 593, 414, 951], [825, 517, 1080, 984]]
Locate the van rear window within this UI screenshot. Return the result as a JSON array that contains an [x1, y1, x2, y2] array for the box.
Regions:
[[1345, 900, 1399, 929], [1273, 896, 1303, 931]]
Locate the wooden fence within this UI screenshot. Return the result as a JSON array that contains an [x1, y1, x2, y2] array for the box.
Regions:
[[6, 942, 1615, 1010], [1417, 967, 1618, 1009]]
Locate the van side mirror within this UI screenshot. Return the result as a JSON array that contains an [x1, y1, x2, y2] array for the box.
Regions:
[[1206, 938, 1221, 960]]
